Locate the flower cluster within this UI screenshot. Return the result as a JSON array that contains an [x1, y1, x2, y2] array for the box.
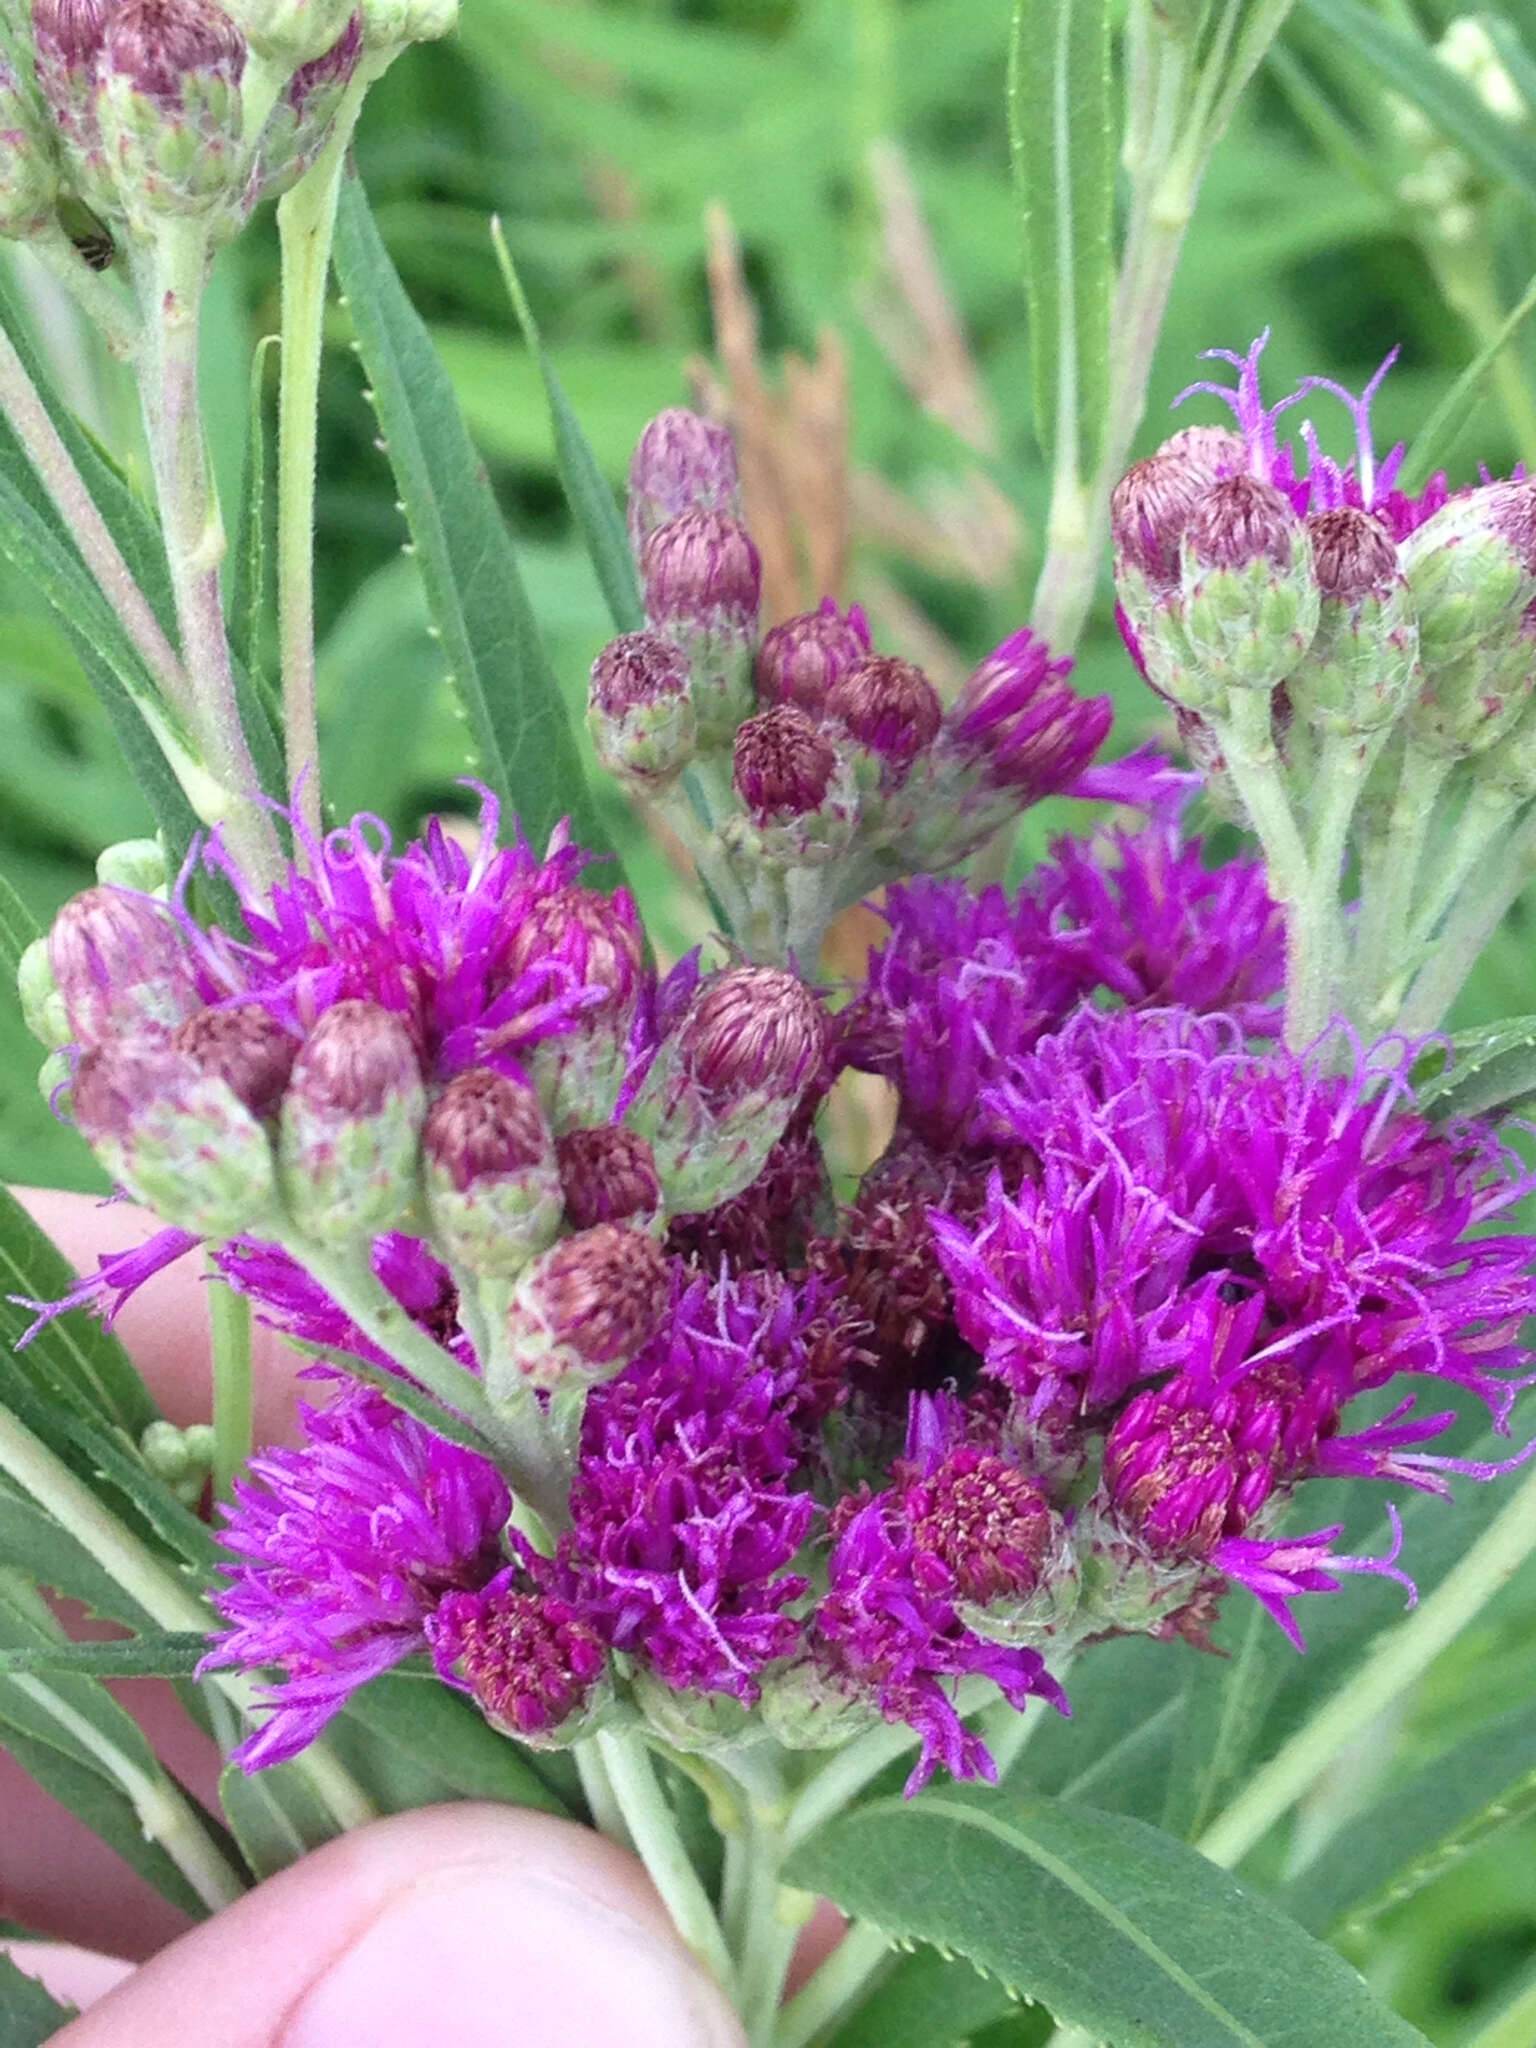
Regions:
[[21, 386, 1536, 1811]]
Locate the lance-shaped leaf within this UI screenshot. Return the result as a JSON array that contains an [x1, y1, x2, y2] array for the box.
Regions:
[[1413, 1015, 1536, 1123], [0, 1954, 75, 2046], [788, 1787, 1426, 2047]]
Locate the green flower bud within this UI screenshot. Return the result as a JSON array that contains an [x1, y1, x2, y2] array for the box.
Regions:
[[1288, 507, 1419, 737], [96, 837, 169, 893], [37, 1047, 71, 1109], [357, 0, 454, 50], [726, 704, 858, 867], [140, 1417, 215, 1502], [1177, 473, 1319, 695], [278, 999, 425, 1243], [218, 0, 353, 64], [0, 52, 60, 240], [96, 0, 248, 225], [587, 630, 698, 788], [253, 12, 360, 200], [1410, 603, 1536, 760], [422, 1067, 563, 1279], [1398, 479, 1536, 671], [18, 937, 69, 1051]]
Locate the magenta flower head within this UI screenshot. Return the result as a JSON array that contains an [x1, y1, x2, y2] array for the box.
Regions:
[[428, 1568, 611, 1748], [1290, 505, 1418, 737], [731, 705, 857, 865], [947, 627, 1111, 807], [556, 1124, 663, 1230], [754, 599, 872, 715], [587, 629, 697, 788], [642, 510, 762, 745], [278, 999, 426, 1244], [826, 654, 944, 784], [49, 885, 200, 1048], [497, 1221, 671, 1396], [73, 1037, 277, 1236], [171, 1002, 298, 1120], [628, 964, 827, 1212], [422, 1066, 563, 1279], [204, 1389, 511, 1768], [97, 0, 248, 223], [626, 407, 741, 555]]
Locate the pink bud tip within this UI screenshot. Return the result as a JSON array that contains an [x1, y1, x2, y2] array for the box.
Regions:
[[642, 510, 762, 629], [1184, 472, 1300, 571], [49, 886, 198, 1049], [289, 999, 420, 1119], [733, 705, 837, 821], [532, 1222, 670, 1368], [1307, 506, 1398, 601], [423, 1067, 551, 1192], [627, 407, 741, 551], [589, 630, 691, 717], [103, 0, 245, 97], [681, 966, 827, 1103], [826, 655, 942, 773], [754, 602, 872, 714], [557, 1125, 663, 1230], [172, 1003, 296, 1119]]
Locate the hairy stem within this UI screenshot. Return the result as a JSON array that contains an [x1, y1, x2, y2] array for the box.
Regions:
[[1198, 1460, 1536, 1870], [1351, 742, 1449, 1031], [29, 225, 143, 361], [1397, 802, 1536, 1034], [594, 1728, 734, 1987], [774, 1921, 892, 2048], [207, 1264, 254, 1500], [1287, 731, 1377, 1053], [573, 1735, 635, 1850]]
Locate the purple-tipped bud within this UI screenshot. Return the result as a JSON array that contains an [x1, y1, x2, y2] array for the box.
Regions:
[[429, 1574, 610, 1746], [587, 629, 697, 786], [1112, 442, 1232, 590], [279, 1000, 426, 1243], [1401, 478, 1536, 674], [255, 10, 362, 197], [642, 511, 762, 745], [49, 886, 199, 1049], [1183, 472, 1300, 572], [733, 706, 837, 820], [502, 886, 645, 1129], [33, 0, 111, 203], [74, 1037, 276, 1235], [422, 1067, 562, 1279], [626, 408, 741, 554], [497, 1222, 670, 1394], [1176, 474, 1319, 695], [1103, 1375, 1279, 1559], [826, 655, 943, 779], [98, 0, 247, 221], [1289, 508, 1418, 738], [754, 600, 872, 715], [949, 630, 1111, 801], [171, 1003, 297, 1119], [0, 55, 60, 241], [626, 966, 827, 1212], [556, 1125, 663, 1230]]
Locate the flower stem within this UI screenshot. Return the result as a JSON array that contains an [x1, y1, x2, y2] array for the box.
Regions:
[[274, 68, 379, 840], [1351, 742, 1449, 1031], [774, 1921, 891, 2048], [1397, 801, 1536, 1035], [29, 225, 143, 361], [1197, 1460, 1536, 1871], [573, 1734, 634, 1850], [1287, 731, 1377, 1054], [594, 1728, 734, 1988], [207, 1263, 254, 1500], [1405, 779, 1518, 954]]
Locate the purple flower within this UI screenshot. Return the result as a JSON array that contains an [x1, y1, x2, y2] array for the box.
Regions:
[[428, 1566, 609, 1744], [563, 1268, 820, 1700], [203, 1390, 511, 1767]]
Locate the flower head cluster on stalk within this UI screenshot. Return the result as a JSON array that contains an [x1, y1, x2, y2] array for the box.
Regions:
[[18, 388, 1536, 1801]]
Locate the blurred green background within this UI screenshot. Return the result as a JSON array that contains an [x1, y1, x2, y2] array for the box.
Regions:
[[10, 10, 1536, 2032]]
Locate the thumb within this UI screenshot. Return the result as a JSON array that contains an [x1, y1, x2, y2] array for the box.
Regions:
[[51, 1804, 746, 2048]]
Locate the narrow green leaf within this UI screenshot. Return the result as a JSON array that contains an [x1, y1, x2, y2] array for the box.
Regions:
[[1413, 1014, 1536, 1122], [0, 1185, 158, 1439], [0, 1630, 207, 1679], [331, 179, 616, 862], [0, 1476, 155, 1630], [1399, 268, 1536, 494], [219, 1758, 340, 1881], [1299, 0, 1536, 210], [789, 1788, 1426, 2047], [490, 222, 644, 636], [1161, 1601, 1286, 1843], [339, 1664, 573, 1817], [1007, 0, 1114, 474], [0, 876, 39, 990], [228, 334, 278, 721], [1017, 1635, 1191, 1824], [1288, 1698, 1536, 1935], [0, 1954, 75, 2046]]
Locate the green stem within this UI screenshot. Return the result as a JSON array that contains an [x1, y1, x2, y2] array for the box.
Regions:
[[1217, 709, 1310, 906], [573, 1734, 634, 1850], [207, 1264, 254, 1501], [738, 1875, 808, 2046], [784, 1680, 993, 1852], [134, 225, 280, 885], [29, 224, 143, 361], [594, 1728, 734, 1988], [1351, 742, 1450, 1030], [1405, 779, 1519, 954], [274, 68, 378, 840], [1397, 803, 1536, 1035], [1197, 1460, 1536, 1870], [1286, 731, 1376, 1054], [774, 1921, 892, 2048]]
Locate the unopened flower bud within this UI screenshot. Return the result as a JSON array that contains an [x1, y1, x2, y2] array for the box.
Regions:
[[627, 408, 740, 555], [422, 1067, 562, 1279], [255, 11, 361, 198], [356, 0, 455, 47], [625, 965, 827, 1212], [556, 1125, 662, 1230], [1287, 507, 1419, 737], [1412, 599, 1536, 760], [502, 888, 645, 1128], [642, 511, 761, 746], [429, 1574, 611, 1747], [1399, 479, 1536, 669], [74, 1037, 277, 1234], [140, 1417, 215, 1503], [278, 1000, 425, 1243], [1177, 473, 1319, 694], [0, 56, 60, 241], [96, 837, 168, 893], [754, 600, 872, 715], [730, 705, 857, 865], [757, 1655, 877, 1752], [826, 655, 942, 782], [1112, 431, 1240, 591], [18, 939, 69, 1052], [901, 1446, 1078, 1646], [587, 630, 697, 787], [218, 0, 353, 63], [49, 886, 198, 1047], [172, 1002, 297, 1119], [97, 0, 248, 223], [33, 0, 112, 208], [495, 1222, 669, 1395]]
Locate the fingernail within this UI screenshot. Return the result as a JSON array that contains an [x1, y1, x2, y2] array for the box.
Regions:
[[281, 1867, 745, 2048]]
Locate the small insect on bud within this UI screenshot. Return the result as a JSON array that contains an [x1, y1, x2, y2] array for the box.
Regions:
[[49, 886, 199, 1048], [97, 0, 248, 223], [430, 1573, 611, 1747], [642, 511, 762, 747], [556, 1125, 663, 1231], [1399, 478, 1536, 670], [826, 655, 943, 783], [254, 11, 362, 199], [625, 965, 827, 1213], [754, 600, 873, 716], [587, 629, 697, 787], [495, 1222, 670, 1396], [1288, 507, 1418, 738], [172, 1002, 298, 1119], [1177, 472, 1319, 696], [278, 1000, 426, 1244], [502, 887, 646, 1128], [218, 0, 355, 64], [626, 407, 741, 555], [74, 1037, 278, 1235], [422, 1067, 563, 1279]]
